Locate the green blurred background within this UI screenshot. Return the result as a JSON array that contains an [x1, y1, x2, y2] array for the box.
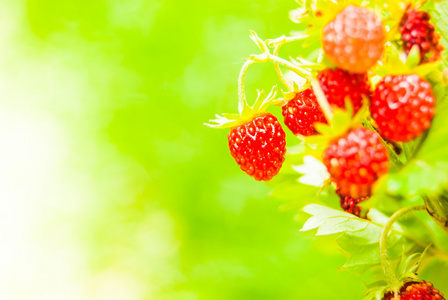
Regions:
[[0, 0, 416, 299]]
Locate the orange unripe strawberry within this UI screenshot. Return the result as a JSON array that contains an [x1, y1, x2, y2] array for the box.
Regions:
[[322, 5, 385, 73]]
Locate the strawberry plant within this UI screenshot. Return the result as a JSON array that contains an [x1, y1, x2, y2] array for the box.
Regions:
[[206, 0, 448, 298]]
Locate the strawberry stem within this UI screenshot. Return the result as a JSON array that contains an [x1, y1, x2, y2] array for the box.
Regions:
[[267, 35, 307, 91], [310, 79, 334, 122], [238, 59, 256, 114], [265, 53, 312, 78], [379, 205, 426, 285], [273, 43, 293, 91], [247, 37, 332, 121]]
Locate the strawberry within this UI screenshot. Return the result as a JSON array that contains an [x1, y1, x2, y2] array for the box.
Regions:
[[281, 68, 370, 136], [400, 7, 444, 63], [207, 86, 286, 181], [317, 68, 371, 113], [339, 194, 370, 217], [382, 280, 445, 300], [322, 5, 385, 73], [228, 113, 286, 181], [370, 74, 436, 142], [323, 128, 389, 199], [282, 88, 326, 136]]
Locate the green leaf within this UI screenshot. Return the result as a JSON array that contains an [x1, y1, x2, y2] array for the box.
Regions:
[[363, 283, 387, 300], [339, 223, 382, 244], [431, 1, 448, 69], [301, 205, 408, 274], [316, 217, 354, 235], [301, 205, 369, 236], [300, 214, 332, 231]]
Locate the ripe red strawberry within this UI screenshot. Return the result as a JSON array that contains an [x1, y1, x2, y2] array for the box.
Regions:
[[370, 74, 435, 142], [323, 128, 389, 199], [282, 68, 370, 136], [322, 5, 385, 73], [317, 68, 371, 113], [282, 88, 326, 136], [382, 280, 445, 300], [339, 194, 370, 217], [400, 7, 444, 63], [228, 113, 286, 181]]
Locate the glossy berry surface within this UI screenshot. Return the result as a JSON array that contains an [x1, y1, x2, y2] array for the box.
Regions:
[[317, 68, 371, 113], [282, 88, 326, 136], [371, 74, 435, 142], [228, 113, 286, 181], [323, 128, 389, 199], [400, 8, 443, 62], [322, 5, 384, 73], [382, 280, 445, 300]]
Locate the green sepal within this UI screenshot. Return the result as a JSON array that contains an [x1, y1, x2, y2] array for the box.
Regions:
[[276, 79, 312, 107], [304, 98, 369, 150], [204, 85, 278, 129], [373, 44, 442, 79], [396, 244, 431, 279], [424, 193, 448, 235], [362, 245, 432, 300]]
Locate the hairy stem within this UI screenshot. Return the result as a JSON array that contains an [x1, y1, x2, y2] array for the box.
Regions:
[[268, 36, 305, 91], [310, 79, 333, 122], [264, 53, 312, 78], [262, 52, 334, 122], [238, 60, 256, 114], [273, 44, 293, 91], [379, 205, 426, 285]]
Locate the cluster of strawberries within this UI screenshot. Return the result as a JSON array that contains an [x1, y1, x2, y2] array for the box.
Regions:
[[207, 1, 448, 296], [209, 3, 442, 218], [208, 2, 446, 297]]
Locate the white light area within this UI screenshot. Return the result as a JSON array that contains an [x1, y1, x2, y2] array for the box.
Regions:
[[292, 155, 330, 187], [283, 70, 307, 88], [0, 2, 182, 300], [0, 108, 85, 300]]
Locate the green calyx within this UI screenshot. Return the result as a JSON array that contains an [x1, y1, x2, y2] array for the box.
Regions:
[[363, 245, 431, 300], [304, 98, 369, 149], [373, 44, 442, 79], [204, 85, 278, 129]]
